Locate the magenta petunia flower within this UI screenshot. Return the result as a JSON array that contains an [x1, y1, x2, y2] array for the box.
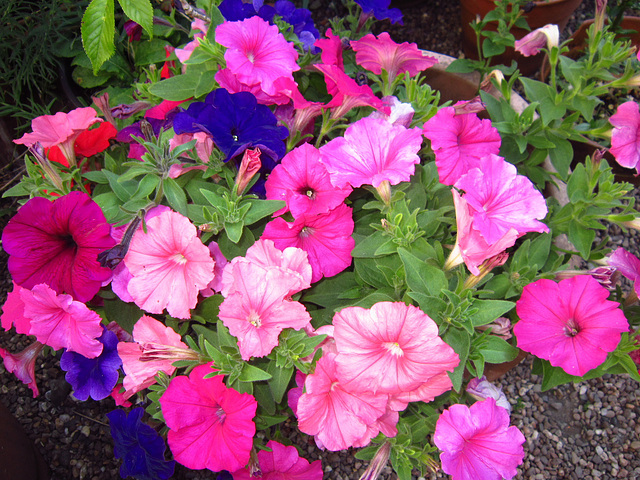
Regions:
[[434, 398, 525, 480], [262, 203, 355, 283], [314, 28, 344, 69], [124, 209, 215, 319], [215, 68, 292, 106], [2, 192, 115, 302], [0, 341, 45, 397], [265, 143, 352, 217], [454, 154, 549, 245], [607, 247, 640, 296], [320, 117, 423, 189], [333, 302, 459, 395], [216, 16, 299, 96], [609, 101, 640, 173], [159, 363, 257, 472], [514, 276, 629, 376], [231, 440, 323, 480], [1, 283, 32, 335], [351, 32, 437, 83], [422, 107, 501, 185]]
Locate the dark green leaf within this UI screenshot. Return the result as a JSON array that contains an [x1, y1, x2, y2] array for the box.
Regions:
[[82, 0, 115, 73], [117, 0, 153, 38]]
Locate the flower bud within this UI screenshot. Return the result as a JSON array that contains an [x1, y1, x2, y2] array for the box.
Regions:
[[514, 24, 559, 57], [359, 442, 391, 480], [477, 317, 512, 340], [467, 376, 512, 413], [235, 148, 262, 195]]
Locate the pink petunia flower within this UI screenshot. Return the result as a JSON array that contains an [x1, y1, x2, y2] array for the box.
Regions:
[[262, 203, 355, 283], [314, 28, 344, 69], [320, 117, 423, 189], [454, 154, 549, 245], [0, 341, 45, 397], [514, 276, 629, 376], [422, 107, 501, 185], [219, 262, 311, 360], [333, 302, 459, 395], [1, 192, 115, 302], [265, 143, 352, 217], [20, 283, 104, 358], [514, 24, 559, 57], [159, 363, 257, 472], [607, 247, 640, 296], [351, 32, 437, 84], [434, 398, 525, 480], [1, 283, 32, 335], [215, 68, 292, 106], [466, 376, 511, 413], [175, 19, 208, 63], [231, 440, 323, 480], [369, 95, 415, 127], [609, 101, 640, 173], [216, 16, 299, 97], [124, 209, 215, 319]]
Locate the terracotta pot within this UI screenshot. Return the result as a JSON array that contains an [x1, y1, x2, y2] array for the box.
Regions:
[[563, 16, 640, 59], [484, 350, 529, 382], [460, 0, 583, 75]]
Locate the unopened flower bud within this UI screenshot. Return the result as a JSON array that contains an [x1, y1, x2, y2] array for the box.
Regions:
[[480, 70, 505, 93], [554, 266, 618, 289], [464, 252, 509, 289], [467, 376, 512, 413], [29, 143, 64, 191], [453, 96, 485, 115], [376, 180, 392, 206], [595, 0, 608, 33], [359, 442, 391, 480], [98, 216, 142, 269], [235, 148, 262, 195], [477, 317, 512, 340], [111, 101, 152, 120], [92, 92, 116, 126], [515, 24, 559, 57]]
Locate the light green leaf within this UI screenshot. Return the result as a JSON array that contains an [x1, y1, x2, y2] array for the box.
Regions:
[[471, 300, 515, 327], [398, 247, 446, 296], [163, 177, 188, 215], [117, 0, 153, 38], [82, 0, 115, 73], [238, 363, 272, 383], [479, 336, 520, 364], [148, 72, 202, 100], [267, 363, 294, 404]]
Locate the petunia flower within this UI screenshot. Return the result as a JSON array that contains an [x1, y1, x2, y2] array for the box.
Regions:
[[265, 143, 352, 217], [514, 275, 629, 376], [46, 122, 117, 167], [422, 107, 501, 185], [466, 376, 511, 413], [216, 16, 299, 97], [175, 19, 208, 63], [159, 363, 258, 472], [333, 302, 459, 395], [314, 28, 344, 69], [607, 247, 640, 296], [368, 95, 415, 127], [231, 440, 323, 480], [1, 282, 32, 335], [60, 328, 122, 401], [434, 398, 525, 480], [124, 209, 215, 319], [354, 0, 403, 24], [0, 341, 45, 397], [2, 192, 115, 302], [107, 408, 175, 480], [514, 24, 559, 57], [262, 203, 355, 283], [609, 101, 640, 174], [215, 68, 292, 106]]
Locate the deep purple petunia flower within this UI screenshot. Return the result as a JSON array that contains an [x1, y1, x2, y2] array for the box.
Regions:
[[355, 0, 403, 24], [107, 408, 175, 480], [60, 328, 122, 401], [1, 192, 115, 302]]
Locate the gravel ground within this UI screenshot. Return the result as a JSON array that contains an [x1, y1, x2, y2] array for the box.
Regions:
[[2, 1, 640, 479]]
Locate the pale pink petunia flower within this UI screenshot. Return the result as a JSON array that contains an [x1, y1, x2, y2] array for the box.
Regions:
[[333, 302, 459, 395], [466, 376, 511, 413], [262, 203, 355, 283], [607, 247, 640, 296], [159, 363, 257, 472], [169, 131, 214, 164], [216, 16, 299, 96], [351, 32, 437, 83], [124, 210, 215, 319], [175, 19, 208, 63], [454, 154, 549, 245], [320, 117, 423, 189], [514, 24, 559, 57], [266, 143, 352, 217], [422, 107, 501, 185], [388, 371, 455, 411], [514, 276, 629, 376], [434, 398, 525, 480], [0, 341, 45, 397], [609, 101, 640, 173], [20, 283, 104, 358], [231, 440, 323, 480], [369, 96, 415, 127]]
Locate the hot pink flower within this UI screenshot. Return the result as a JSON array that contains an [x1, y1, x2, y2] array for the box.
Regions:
[[607, 247, 640, 296], [320, 117, 423, 189], [215, 68, 291, 105], [351, 32, 437, 83], [231, 440, 323, 480], [219, 262, 311, 360], [20, 283, 104, 358], [514, 276, 629, 376], [272, 77, 324, 136], [422, 107, 501, 185], [262, 204, 355, 283], [266, 143, 352, 217], [1, 283, 32, 335], [609, 101, 640, 173], [216, 16, 299, 96], [434, 398, 525, 480], [333, 302, 459, 395], [0, 341, 45, 397], [1, 192, 115, 302], [159, 363, 257, 472], [314, 28, 344, 69], [124, 210, 215, 319]]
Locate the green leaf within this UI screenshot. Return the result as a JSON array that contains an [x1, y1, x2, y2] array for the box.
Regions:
[[547, 136, 573, 180], [238, 363, 272, 383], [398, 247, 446, 296], [567, 163, 589, 202], [568, 221, 595, 259], [479, 336, 520, 363], [134, 39, 170, 66], [242, 199, 285, 225], [528, 233, 552, 270], [443, 327, 470, 391], [148, 72, 202, 101], [471, 300, 515, 327], [82, 0, 115, 73], [117, 0, 153, 38], [82, 171, 108, 184], [72, 66, 112, 88], [103, 170, 136, 202], [163, 177, 188, 215], [103, 297, 144, 333], [267, 363, 294, 404], [351, 231, 390, 258]]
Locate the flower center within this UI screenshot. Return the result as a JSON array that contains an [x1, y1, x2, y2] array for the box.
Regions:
[[61, 234, 78, 251], [248, 311, 262, 328], [216, 407, 227, 425], [299, 226, 314, 238], [563, 319, 581, 337], [382, 341, 404, 357], [247, 51, 256, 64], [171, 253, 188, 265]]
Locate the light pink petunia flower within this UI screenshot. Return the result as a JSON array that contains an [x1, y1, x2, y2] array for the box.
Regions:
[[369, 95, 415, 127], [159, 363, 257, 472], [514, 276, 629, 376], [175, 19, 208, 63], [351, 32, 437, 83], [514, 24, 559, 57], [607, 247, 640, 296], [333, 302, 459, 395], [231, 440, 323, 480], [454, 154, 549, 245], [216, 16, 299, 96], [265, 143, 352, 217], [262, 204, 355, 283], [124, 210, 215, 319], [422, 107, 501, 185], [434, 398, 525, 480], [466, 376, 511, 413], [320, 117, 423, 189], [0, 341, 45, 397], [609, 101, 640, 173]]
